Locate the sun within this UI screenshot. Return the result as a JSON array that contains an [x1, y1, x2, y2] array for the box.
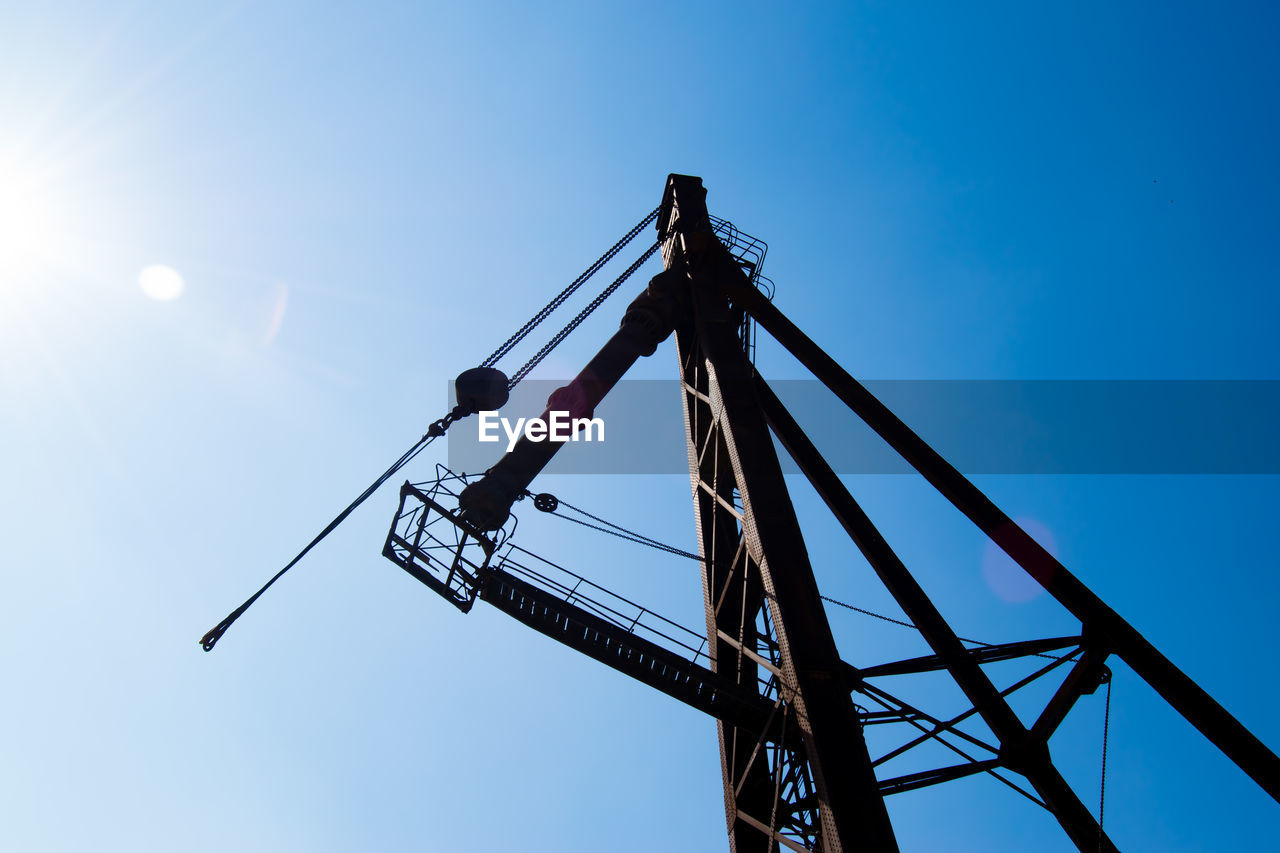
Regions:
[[0, 156, 62, 277]]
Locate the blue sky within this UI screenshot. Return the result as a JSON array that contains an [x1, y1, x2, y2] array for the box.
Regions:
[[2, 2, 1277, 850]]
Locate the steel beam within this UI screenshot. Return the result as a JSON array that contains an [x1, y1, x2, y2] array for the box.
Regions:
[[458, 271, 679, 531], [724, 271, 1280, 804], [680, 351, 779, 852], [478, 568, 776, 732], [755, 374, 1116, 852], [855, 637, 1082, 679], [665, 174, 899, 853]]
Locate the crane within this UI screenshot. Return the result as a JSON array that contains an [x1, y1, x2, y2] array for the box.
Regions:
[[207, 174, 1280, 852]]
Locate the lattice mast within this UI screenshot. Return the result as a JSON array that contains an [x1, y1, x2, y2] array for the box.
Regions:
[[663, 176, 895, 851], [365, 175, 1278, 853]]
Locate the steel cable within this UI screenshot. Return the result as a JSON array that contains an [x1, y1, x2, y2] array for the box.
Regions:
[[200, 412, 459, 651], [506, 241, 661, 388], [200, 210, 662, 651], [1099, 675, 1113, 851], [481, 207, 658, 370], [527, 485, 1065, 659]]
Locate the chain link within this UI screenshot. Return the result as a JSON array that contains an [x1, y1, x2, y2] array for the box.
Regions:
[[506, 241, 661, 388], [201, 208, 663, 652], [481, 207, 659, 370]]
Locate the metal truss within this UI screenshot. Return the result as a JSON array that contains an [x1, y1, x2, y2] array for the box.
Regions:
[[379, 174, 1278, 853], [658, 173, 1277, 851], [679, 331, 829, 853]]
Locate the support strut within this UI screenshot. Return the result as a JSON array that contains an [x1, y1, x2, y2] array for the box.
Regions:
[[665, 174, 899, 853], [720, 268, 1280, 804]]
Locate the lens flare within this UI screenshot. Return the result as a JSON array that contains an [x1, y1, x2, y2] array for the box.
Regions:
[[981, 517, 1056, 603], [139, 264, 184, 301]]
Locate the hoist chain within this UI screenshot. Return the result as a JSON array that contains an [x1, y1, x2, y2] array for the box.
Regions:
[[481, 206, 659, 370], [1098, 672, 1114, 851], [201, 208, 662, 652], [506, 240, 662, 388]]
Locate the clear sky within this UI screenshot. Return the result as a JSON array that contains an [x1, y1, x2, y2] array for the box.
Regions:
[[2, 2, 1277, 851]]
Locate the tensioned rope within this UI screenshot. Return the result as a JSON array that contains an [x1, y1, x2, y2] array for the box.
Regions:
[[200, 416, 449, 651], [1098, 674, 1113, 851], [529, 489, 704, 561], [200, 209, 660, 651], [528, 486, 1115, 798], [528, 486, 1065, 658]]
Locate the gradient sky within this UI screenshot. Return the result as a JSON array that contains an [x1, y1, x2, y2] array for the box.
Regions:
[[2, 2, 1277, 851]]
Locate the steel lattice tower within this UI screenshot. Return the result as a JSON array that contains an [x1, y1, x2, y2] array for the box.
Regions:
[[369, 175, 1279, 852]]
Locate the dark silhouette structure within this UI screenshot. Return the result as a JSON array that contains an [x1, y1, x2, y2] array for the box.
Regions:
[[379, 175, 1278, 852]]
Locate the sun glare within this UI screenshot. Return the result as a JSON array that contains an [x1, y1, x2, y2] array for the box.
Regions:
[[0, 158, 60, 276]]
